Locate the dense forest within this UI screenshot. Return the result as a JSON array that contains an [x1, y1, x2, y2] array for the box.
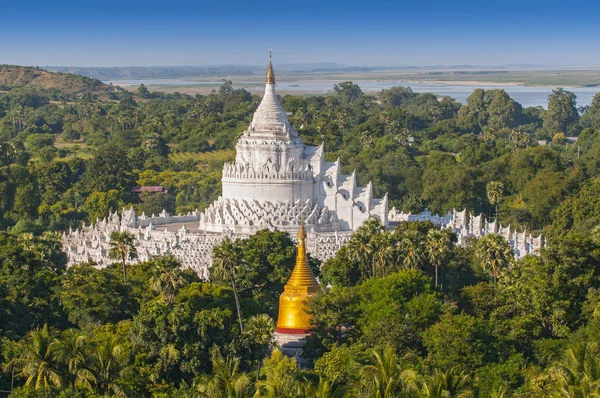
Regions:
[[2, 67, 600, 396]]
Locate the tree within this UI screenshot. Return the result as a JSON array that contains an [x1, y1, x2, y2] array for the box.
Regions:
[[254, 349, 298, 398], [210, 230, 319, 317], [333, 81, 363, 103], [553, 343, 600, 397], [379, 86, 416, 107], [356, 271, 441, 356], [419, 368, 473, 398], [543, 88, 579, 135], [475, 234, 513, 285], [306, 287, 361, 353], [457, 89, 521, 132], [130, 282, 239, 380], [425, 229, 454, 288], [243, 314, 275, 380], [3, 324, 62, 390], [580, 93, 600, 130], [109, 231, 137, 284], [421, 153, 476, 214], [82, 143, 137, 194], [0, 233, 65, 339], [400, 230, 425, 270], [149, 255, 188, 304], [314, 345, 361, 386], [82, 190, 122, 222], [423, 314, 494, 372], [57, 263, 137, 327], [552, 132, 566, 144], [300, 376, 346, 398], [355, 346, 417, 398], [509, 128, 530, 151], [486, 181, 504, 219], [549, 177, 600, 237], [195, 349, 251, 398], [75, 331, 128, 397], [345, 219, 386, 279], [137, 84, 150, 98], [211, 237, 245, 334]]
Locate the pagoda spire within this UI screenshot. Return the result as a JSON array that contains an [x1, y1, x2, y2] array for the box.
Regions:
[[266, 46, 275, 84], [275, 218, 320, 334]]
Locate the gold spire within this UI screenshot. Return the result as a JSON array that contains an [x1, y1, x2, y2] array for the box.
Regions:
[[266, 46, 275, 84], [286, 221, 319, 289], [275, 218, 320, 333]]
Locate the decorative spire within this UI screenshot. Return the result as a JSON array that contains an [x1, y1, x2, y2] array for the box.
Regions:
[[274, 217, 320, 334], [286, 216, 317, 289], [266, 46, 275, 84]]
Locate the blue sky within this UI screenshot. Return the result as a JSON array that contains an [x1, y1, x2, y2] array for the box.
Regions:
[[1, 0, 599, 67]]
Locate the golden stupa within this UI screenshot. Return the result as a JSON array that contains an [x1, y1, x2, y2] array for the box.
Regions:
[[275, 223, 320, 334]]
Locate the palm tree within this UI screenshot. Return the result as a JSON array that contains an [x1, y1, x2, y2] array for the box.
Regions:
[[374, 231, 397, 278], [486, 181, 504, 220], [509, 128, 530, 151], [244, 314, 276, 380], [301, 376, 345, 398], [356, 346, 418, 398], [425, 229, 454, 288], [109, 231, 137, 284], [8, 104, 24, 131], [254, 375, 298, 398], [212, 237, 245, 334], [400, 230, 425, 270], [553, 343, 600, 397], [3, 324, 62, 390], [172, 380, 204, 398], [81, 333, 128, 397], [347, 219, 384, 279], [54, 329, 88, 389], [476, 234, 513, 285], [149, 255, 187, 304], [419, 368, 473, 398], [195, 349, 252, 398]]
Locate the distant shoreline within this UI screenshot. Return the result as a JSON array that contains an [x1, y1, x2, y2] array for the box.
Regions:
[[108, 78, 600, 108], [107, 77, 589, 90]]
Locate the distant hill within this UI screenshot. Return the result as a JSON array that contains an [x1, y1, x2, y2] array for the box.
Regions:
[[0, 65, 122, 95], [46, 65, 259, 80]]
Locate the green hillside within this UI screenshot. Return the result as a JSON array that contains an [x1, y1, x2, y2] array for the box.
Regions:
[[0, 64, 122, 95]]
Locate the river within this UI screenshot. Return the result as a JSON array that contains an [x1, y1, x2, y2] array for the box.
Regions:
[[104, 79, 600, 108]]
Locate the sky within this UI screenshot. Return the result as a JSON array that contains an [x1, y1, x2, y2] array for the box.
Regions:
[[1, 0, 600, 67]]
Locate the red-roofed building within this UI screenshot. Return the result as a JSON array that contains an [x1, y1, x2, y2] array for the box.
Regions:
[[132, 186, 169, 195]]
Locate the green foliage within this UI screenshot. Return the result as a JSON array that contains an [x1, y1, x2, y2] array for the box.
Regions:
[[2, 79, 600, 396], [549, 177, 600, 237], [458, 88, 522, 132], [314, 345, 361, 385], [211, 230, 320, 317], [81, 143, 137, 194], [423, 314, 494, 372], [0, 233, 66, 339], [139, 191, 176, 216], [129, 282, 238, 380], [421, 152, 476, 214], [57, 263, 138, 328], [543, 88, 580, 135], [82, 189, 122, 222]]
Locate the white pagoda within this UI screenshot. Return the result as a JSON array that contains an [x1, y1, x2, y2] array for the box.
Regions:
[[199, 58, 389, 235], [62, 56, 543, 278]]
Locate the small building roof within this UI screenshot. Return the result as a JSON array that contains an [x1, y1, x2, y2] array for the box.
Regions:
[[132, 186, 168, 194]]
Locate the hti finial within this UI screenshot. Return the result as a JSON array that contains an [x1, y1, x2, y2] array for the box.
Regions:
[[298, 212, 306, 241], [265, 46, 275, 84]]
